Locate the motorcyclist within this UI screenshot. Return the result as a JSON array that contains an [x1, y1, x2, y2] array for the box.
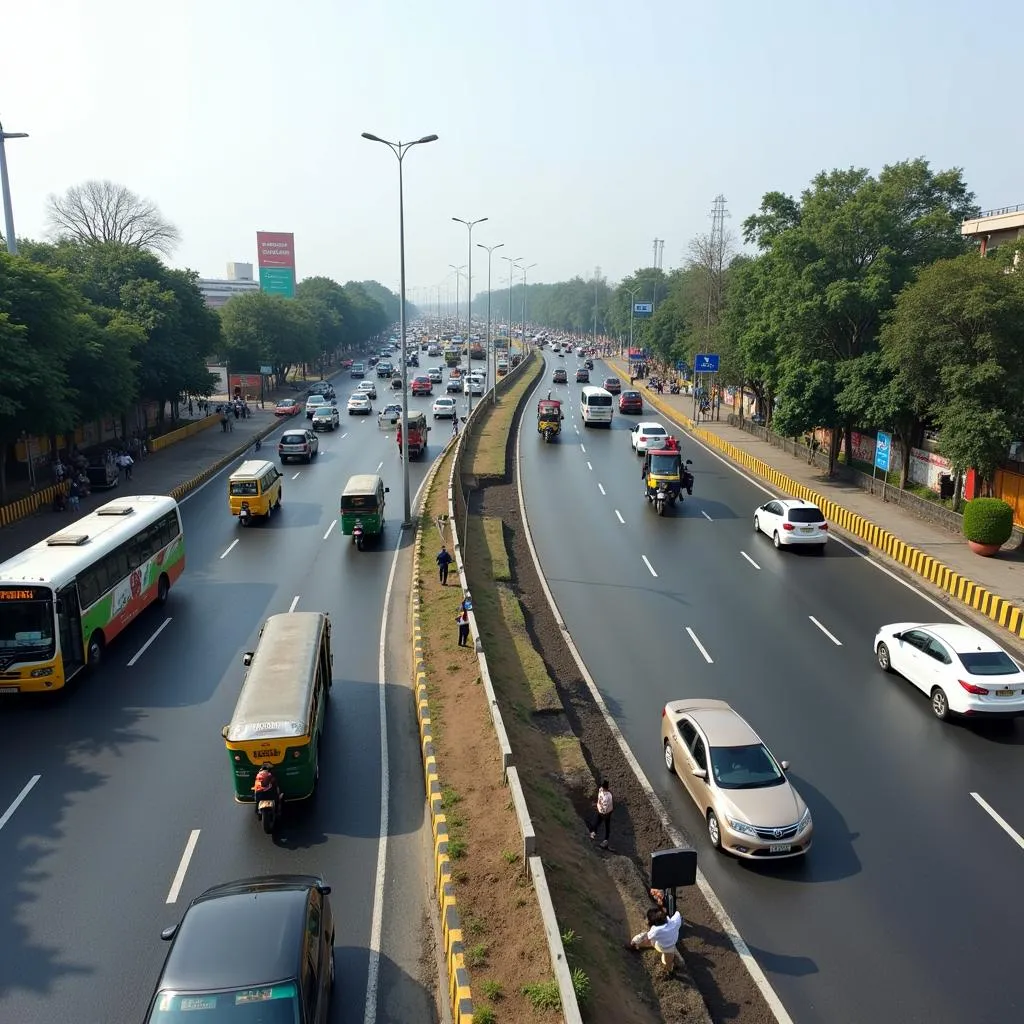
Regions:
[[253, 764, 283, 818]]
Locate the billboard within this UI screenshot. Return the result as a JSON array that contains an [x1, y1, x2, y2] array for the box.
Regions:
[[256, 231, 296, 298]]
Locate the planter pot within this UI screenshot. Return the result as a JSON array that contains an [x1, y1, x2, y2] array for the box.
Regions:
[[967, 540, 1002, 557]]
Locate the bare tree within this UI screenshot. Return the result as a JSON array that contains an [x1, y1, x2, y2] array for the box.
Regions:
[[47, 179, 181, 257], [687, 227, 737, 332]]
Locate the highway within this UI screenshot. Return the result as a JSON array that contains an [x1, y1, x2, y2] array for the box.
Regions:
[[0, 360, 457, 1024], [519, 353, 1024, 1024]]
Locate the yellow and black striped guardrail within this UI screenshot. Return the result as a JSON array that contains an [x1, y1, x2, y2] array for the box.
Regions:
[[614, 360, 1024, 641]]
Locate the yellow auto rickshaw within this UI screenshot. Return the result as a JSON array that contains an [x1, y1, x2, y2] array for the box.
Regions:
[[228, 460, 283, 525], [537, 398, 563, 442]]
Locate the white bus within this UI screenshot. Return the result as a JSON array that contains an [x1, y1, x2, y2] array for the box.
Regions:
[[580, 385, 614, 427], [0, 495, 185, 693]]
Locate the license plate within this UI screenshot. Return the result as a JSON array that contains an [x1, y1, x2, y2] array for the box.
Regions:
[[769, 843, 792, 853], [996, 689, 1016, 697], [0, 687, 20, 694], [800, 527, 814, 533]]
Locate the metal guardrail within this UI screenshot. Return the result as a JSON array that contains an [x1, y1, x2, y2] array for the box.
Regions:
[[967, 203, 1024, 221]]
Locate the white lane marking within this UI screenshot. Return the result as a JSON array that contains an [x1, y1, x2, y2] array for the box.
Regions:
[[686, 626, 714, 664], [702, 510, 713, 521], [580, 444, 586, 453], [288, 595, 300, 613], [642, 555, 658, 578], [598, 483, 606, 495], [219, 539, 239, 560], [971, 792, 1024, 851], [165, 829, 201, 904], [376, 461, 384, 472], [340, 432, 349, 439], [127, 618, 173, 667], [0, 775, 41, 833], [365, 464, 431, 1024], [323, 519, 337, 541], [615, 509, 625, 524], [809, 615, 843, 646], [587, 461, 592, 471], [291, 471, 301, 480], [741, 551, 761, 570]]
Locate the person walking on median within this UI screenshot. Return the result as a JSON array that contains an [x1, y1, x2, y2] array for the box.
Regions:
[[588, 779, 614, 848], [436, 544, 453, 585], [626, 888, 684, 976], [456, 602, 470, 647]]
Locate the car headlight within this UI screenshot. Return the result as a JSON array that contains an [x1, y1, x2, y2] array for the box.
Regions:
[[798, 808, 812, 831], [727, 818, 759, 837]]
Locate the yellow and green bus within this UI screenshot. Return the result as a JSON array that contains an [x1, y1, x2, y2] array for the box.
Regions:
[[0, 495, 185, 693]]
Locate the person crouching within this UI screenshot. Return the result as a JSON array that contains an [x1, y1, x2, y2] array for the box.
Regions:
[[626, 888, 684, 976]]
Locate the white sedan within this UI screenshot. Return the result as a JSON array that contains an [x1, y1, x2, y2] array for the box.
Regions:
[[630, 421, 668, 454], [347, 393, 372, 415], [874, 622, 1024, 720], [463, 377, 485, 396], [753, 499, 828, 550], [432, 397, 457, 419]]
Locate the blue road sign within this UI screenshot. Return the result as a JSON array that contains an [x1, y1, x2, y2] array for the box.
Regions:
[[694, 353, 720, 373], [874, 431, 892, 472], [675, 360, 687, 371], [633, 302, 653, 315]]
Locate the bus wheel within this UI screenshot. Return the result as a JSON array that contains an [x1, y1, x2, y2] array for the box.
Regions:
[[87, 632, 105, 668], [156, 574, 170, 605]]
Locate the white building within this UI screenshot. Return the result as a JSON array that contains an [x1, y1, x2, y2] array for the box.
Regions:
[[198, 262, 260, 309]]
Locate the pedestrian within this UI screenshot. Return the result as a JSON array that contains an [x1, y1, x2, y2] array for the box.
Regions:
[[68, 478, 82, 512], [456, 603, 470, 647], [626, 888, 684, 976], [436, 544, 453, 585], [116, 451, 133, 481], [452, 417, 459, 438], [588, 779, 614, 848], [188, 398, 194, 417]]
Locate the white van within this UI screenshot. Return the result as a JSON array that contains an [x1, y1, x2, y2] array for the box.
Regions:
[[580, 386, 614, 427]]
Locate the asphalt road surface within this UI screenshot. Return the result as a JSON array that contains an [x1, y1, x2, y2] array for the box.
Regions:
[[0, 359, 464, 1024], [520, 353, 1024, 1024]]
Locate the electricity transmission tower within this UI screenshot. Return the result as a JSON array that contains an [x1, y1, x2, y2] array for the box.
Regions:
[[705, 195, 730, 333]]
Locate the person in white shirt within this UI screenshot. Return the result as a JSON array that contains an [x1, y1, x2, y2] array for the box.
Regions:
[[627, 888, 683, 974], [588, 780, 614, 849]]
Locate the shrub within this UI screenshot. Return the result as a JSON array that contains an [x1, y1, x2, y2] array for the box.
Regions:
[[962, 498, 1014, 546]]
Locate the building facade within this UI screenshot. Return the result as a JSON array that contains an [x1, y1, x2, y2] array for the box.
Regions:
[[197, 262, 260, 309]]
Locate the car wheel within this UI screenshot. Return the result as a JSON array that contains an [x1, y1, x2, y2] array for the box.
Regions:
[[773, 531, 781, 549], [707, 810, 722, 850], [931, 687, 951, 720], [663, 741, 675, 775], [876, 642, 892, 673], [753, 514, 760, 534]]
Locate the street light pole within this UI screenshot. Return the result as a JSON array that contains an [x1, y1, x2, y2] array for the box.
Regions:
[[453, 217, 487, 419], [449, 265, 465, 339], [361, 130, 439, 528], [0, 121, 29, 256], [521, 263, 537, 354], [501, 256, 521, 362], [477, 242, 504, 404], [625, 285, 641, 364]]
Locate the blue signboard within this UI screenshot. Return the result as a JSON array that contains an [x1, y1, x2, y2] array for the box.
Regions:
[[633, 302, 653, 316], [694, 353, 720, 373], [874, 431, 892, 472], [675, 360, 687, 371]]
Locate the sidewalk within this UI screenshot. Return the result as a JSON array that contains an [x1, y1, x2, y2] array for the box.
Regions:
[[0, 407, 279, 563], [608, 358, 1024, 641]]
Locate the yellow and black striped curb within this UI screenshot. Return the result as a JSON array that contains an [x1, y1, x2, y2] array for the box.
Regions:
[[618, 362, 1024, 642], [413, 599, 474, 1024], [148, 413, 221, 452]]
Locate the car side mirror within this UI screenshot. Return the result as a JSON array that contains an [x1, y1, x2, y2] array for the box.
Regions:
[[686, 459, 693, 465], [318, 884, 332, 895], [691, 767, 707, 779], [221, 725, 229, 739], [242, 652, 253, 666], [892, 632, 902, 641], [161, 925, 178, 942], [780, 760, 790, 771], [385, 487, 390, 493]]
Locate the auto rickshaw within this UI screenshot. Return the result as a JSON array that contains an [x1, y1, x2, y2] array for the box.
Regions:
[[397, 411, 430, 459], [339, 473, 388, 549], [641, 436, 694, 515], [391, 369, 404, 390], [537, 398, 563, 442]]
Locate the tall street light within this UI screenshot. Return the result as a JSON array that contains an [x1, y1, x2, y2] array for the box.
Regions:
[[0, 120, 29, 256], [625, 285, 642, 361], [361, 130, 438, 528], [477, 241, 504, 404], [521, 263, 538, 354], [501, 255, 521, 363], [453, 217, 487, 419], [449, 264, 465, 338]]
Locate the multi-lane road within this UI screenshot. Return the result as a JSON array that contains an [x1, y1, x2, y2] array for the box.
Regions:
[[521, 353, 1023, 1024], [0, 362, 456, 1024]]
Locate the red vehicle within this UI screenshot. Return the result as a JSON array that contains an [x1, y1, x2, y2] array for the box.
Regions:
[[340, 358, 353, 368], [411, 375, 433, 396], [603, 377, 622, 395], [274, 398, 302, 417], [619, 390, 643, 414], [397, 411, 430, 458]]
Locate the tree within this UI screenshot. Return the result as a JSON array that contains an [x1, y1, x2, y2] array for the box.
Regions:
[[296, 276, 352, 355], [879, 254, 1024, 487], [220, 291, 318, 385], [47, 180, 181, 257]]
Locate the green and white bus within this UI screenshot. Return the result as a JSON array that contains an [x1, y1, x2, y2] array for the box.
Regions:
[[0, 495, 185, 693]]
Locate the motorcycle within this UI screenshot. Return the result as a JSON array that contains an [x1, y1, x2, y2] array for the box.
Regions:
[[353, 519, 365, 551], [253, 767, 282, 835], [654, 485, 669, 517], [543, 426, 554, 443], [669, 383, 681, 395], [239, 501, 252, 527]]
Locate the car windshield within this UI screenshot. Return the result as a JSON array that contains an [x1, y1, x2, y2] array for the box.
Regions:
[[147, 982, 300, 1022], [275, 401, 292, 409], [622, 392, 640, 400], [709, 744, 785, 790], [958, 650, 1019, 675], [313, 408, 332, 417], [281, 434, 307, 444], [644, 427, 667, 437], [306, 396, 324, 405], [788, 507, 825, 523]]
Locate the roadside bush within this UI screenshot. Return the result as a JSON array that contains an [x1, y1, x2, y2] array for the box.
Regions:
[[962, 498, 1014, 546]]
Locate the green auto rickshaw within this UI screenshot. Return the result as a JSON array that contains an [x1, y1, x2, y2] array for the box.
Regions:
[[339, 473, 389, 550]]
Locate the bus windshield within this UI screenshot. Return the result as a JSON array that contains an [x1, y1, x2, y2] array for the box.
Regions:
[[0, 589, 56, 662]]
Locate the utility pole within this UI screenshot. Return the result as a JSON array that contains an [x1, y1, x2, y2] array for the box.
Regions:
[[651, 238, 664, 311], [593, 265, 601, 351]]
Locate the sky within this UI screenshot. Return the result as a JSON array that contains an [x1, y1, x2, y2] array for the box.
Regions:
[[4, 0, 1021, 306]]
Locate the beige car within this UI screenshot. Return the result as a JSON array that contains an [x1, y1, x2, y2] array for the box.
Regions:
[[660, 698, 812, 859]]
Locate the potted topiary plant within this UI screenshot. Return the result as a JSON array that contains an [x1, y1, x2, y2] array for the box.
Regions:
[[962, 497, 1014, 556]]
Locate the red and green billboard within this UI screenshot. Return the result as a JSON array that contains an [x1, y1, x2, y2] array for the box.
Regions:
[[256, 231, 296, 298]]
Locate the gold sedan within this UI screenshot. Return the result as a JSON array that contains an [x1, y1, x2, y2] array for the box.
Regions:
[[661, 698, 812, 859]]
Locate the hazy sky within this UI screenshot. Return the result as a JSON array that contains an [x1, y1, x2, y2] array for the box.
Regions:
[[5, 0, 1020, 303]]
